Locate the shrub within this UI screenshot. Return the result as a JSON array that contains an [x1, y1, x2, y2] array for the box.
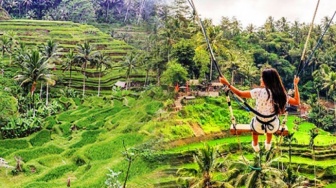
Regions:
[[37, 164, 77, 182], [59, 122, 72, 136], [70, 130, 102, 148], [44, 116, 58, 129], [72, 154, 89, 166], [15, 145, 64, 162], [0, 139, 29, 149], [29, 130, 51, 146], [145, 101, 163, 115], [84, 134, 144, 160]]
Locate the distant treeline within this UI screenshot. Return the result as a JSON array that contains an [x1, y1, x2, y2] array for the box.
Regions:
[[0, 0, 168, 24]]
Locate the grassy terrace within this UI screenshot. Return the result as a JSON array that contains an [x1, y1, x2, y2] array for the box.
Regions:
[[0, 93, 164, 188], [0, 19, 132, 54], [0, 20, 143, 94]]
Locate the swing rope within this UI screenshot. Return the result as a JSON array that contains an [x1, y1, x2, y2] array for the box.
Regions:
[[297, 10, 336, 76], [187, 0, 222, 79], [297, 0, 320, 75], [187, 0, 254, 166], [187, 0, 285, 160]]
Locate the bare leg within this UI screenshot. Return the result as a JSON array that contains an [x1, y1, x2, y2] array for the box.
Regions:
[[252, 132, 259, 146], [266, 133, 272, 144]]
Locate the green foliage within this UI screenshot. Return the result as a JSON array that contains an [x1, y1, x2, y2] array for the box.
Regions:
[[1, 116, 42, 139], [37, 164, 77, 182], [15, 145, 64, 162], [29, 130, 51, 146], [37, 155, 63, 167], [52, 0, 96, 23], [58, 122, 72, 136], [145, 101, 163, 115], [70, 130, 102, 148], [160, 124, 194, 142], [161, 61, 188, 86], [24, 182, 60, 188], [84, 134, 144, 160], [171, 39, 197, 78], [44, 116, 58, 129], [58, 96, 77, 110], [72, 154, 89, 166], [0, 139, 29, 149], [0, 92, 19, 122]]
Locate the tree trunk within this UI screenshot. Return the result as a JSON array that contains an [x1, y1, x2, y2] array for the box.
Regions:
[[83, 62, 87, 97], [98, 70, 101, 96], [106, 1, 109, 22], [126, 74, 130, 90], [69, 66, 72, 87], [32, 92, 35, 117], [145, 70, 149, 86], [231, 70, 235, 85], [124, 2, 130, 22], [123, 159, 132, 188], [40, 84, 43, 99], [46, 83, 49, 106], [156, 68, 160, 86]]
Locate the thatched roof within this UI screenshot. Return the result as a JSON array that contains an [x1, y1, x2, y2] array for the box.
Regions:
[[115, 81, 126, 88]]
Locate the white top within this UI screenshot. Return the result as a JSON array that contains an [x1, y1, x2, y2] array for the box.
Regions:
[[250, 88, 275, 120]]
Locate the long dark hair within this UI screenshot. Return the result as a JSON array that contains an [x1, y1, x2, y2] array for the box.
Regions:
[[262, 68, 287, 114]]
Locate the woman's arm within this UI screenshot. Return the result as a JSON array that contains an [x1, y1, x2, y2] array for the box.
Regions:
[[219, 77, 251, 98], [288, 76, 300, 105]]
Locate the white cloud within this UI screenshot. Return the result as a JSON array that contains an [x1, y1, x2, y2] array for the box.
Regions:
[[192, 0, 336, 28]]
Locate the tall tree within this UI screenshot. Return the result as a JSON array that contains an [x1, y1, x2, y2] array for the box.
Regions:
[[39, 39, 61, 105], [14, 50, 55, 117], [76, 41, 95, 96], [122, 52, 138, 90], [93, 52, 111, 96], [177, 144, 220, 188], [62, 49, 76, 88]]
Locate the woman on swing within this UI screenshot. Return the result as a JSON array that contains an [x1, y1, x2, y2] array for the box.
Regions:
[[220, 68, 300, 152]]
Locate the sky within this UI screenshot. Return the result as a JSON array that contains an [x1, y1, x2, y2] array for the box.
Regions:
[[192, 0, 336, 28]]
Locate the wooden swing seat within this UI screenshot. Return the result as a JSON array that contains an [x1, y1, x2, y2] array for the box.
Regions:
[[230, 124, 289, 136]]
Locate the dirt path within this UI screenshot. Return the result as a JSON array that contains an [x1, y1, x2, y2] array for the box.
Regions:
[[174, 96, 183, 111], [189, 122, 204, 137]]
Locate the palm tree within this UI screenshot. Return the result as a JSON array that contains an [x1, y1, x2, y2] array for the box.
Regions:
[[246, 23, 256, 34], [176, 144, 229, 188], [39, 39, 62, 105], [283, 132, 300, 187], [140, 53, 152, 87], [14, 50, 56, 117], [264, 16, 276, 33], [0, 35, 10, 58], [76, 41, 95, 96], [93, 52, 111, 96], [39, 39, 62, 61], [276, 17, 289, 32], [231, 151, 287, 188], [22, 0, 32, 14], [13, 42, 28, 66], [284, 133, 297, 165], [62, 49, 76, 88], [309, 128, 319, 187], [122, 52, 138, 90], [321, 70, 336, 117]]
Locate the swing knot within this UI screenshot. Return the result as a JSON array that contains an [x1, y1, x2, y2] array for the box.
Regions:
[[256, 117, 276, 133]]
